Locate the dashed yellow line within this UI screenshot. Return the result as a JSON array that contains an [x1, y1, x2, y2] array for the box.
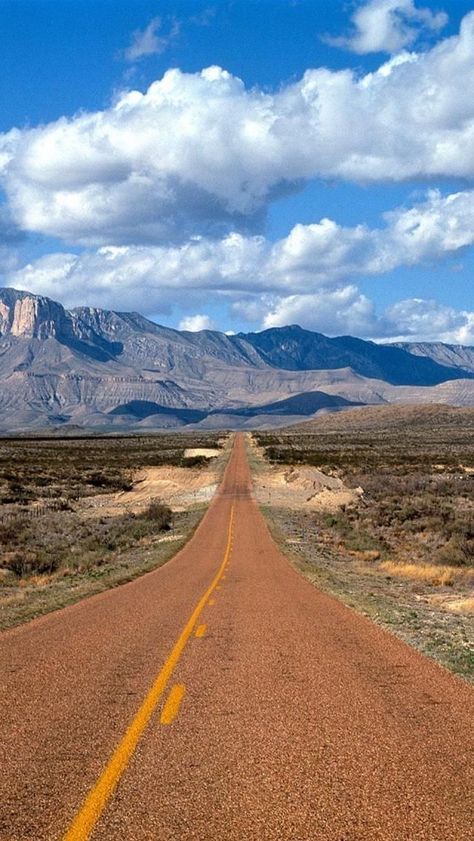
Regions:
[[62, 505, 234, 841], [208, 598, 216, 606], [160, 684, 185, 725], [195, 623, 207, 638]]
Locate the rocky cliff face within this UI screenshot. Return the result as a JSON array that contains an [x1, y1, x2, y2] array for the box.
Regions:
[[0, 288, 70, 339], [0, 286, 473, 432]]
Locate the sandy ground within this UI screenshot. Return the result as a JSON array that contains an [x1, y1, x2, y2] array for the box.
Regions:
[[250, 439, 362, 512], [80, 464, 219, 518], [183, 448, 221, 458]]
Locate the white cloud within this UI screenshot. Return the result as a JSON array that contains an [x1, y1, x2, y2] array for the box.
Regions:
[[367, 188, 474, 274], [262, 286, 377, 336], [178, 313, 216, 331], [6, 186, 474, 314], [2, 15, 474, 244], [124, 17, 180, 62], [327, 0, 448, 55], [5, 237, 265, 312], [7, 185, 474, 344], [260, 291, 474, 344], [6, 180, 474, 312], [5, 179, 474, 344], [383, 298, 474, 343]]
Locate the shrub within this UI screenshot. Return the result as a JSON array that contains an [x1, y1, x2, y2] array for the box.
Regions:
[[181, 455, 209, 468], [86, 472, 132, 492], [4, 551, 60, 577], [0, 518, 29, 545], [435, 537, 474, 567], [138, 500, 172, 530]]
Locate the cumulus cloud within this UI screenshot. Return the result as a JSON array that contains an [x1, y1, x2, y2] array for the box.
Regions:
[[2, 14, 474, 244], [5, 182, 474, 344], [260, 292, 474, 344], [262, 286, 377, 336], [227, 286, 474, 344], [7, 186, 474, 312], [124, 17, 180, 62], [327, 0, 448, 55], [5, 237, 265, 312], [383, 298, 474, 343], [179, 313, 216, 331]]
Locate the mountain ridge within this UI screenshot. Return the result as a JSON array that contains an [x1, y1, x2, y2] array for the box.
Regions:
[[392, 341, 474, 374], [0, 286, 473, 431]]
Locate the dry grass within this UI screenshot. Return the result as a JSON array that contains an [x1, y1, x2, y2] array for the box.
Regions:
[[446, 597, 474, 614], [0, 499, 173, 578], [378, 560, 473, 587]]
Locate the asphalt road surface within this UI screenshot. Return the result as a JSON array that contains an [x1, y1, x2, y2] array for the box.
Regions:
[[1, 434, 473, 840]]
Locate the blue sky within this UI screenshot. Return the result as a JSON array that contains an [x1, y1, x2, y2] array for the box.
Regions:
[[0, 0, 473, 341]]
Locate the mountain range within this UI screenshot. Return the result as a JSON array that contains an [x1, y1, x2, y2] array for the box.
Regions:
[[0, 287, 473, 432]]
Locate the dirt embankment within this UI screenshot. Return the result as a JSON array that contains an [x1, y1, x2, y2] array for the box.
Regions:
[[250, 437, 362, 512], [80, 463, 220, 519], [183, 448, 221, 459], [77, 445, 229, 521]]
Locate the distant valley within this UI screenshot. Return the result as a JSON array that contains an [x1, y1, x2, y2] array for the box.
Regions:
[[0, 286, 473, 432]]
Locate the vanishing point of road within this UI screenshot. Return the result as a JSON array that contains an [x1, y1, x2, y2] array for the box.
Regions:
[[1, 434, 473, 840]]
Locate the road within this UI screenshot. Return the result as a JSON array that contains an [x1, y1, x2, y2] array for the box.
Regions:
[[1, 434, 473, 840]]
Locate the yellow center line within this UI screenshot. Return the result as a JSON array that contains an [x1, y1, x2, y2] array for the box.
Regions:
[[208, 598, 216, 606], [62, 504, 235, 841], [160, 684, 185, 725], [195, 623, 207, 638]]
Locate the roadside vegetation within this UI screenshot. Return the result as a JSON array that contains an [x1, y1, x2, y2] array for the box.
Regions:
[[253, 407, 474, 681], [0, 432, 226, 629]]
